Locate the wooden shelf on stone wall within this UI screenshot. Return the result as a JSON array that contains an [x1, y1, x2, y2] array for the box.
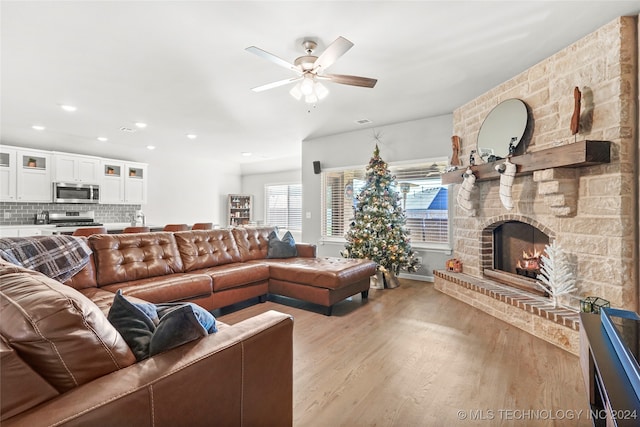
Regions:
[[440, 140, 611, 185]]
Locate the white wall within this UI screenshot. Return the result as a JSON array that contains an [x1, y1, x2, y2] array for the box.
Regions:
[[301, 114, 454, 280], [143, 150, 242, 227]]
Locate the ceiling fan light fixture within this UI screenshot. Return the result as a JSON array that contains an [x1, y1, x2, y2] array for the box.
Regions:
[[315, 82, 329, 100], [300, 76, 315, 95], [248, 36, 375, 104], [289, 84, 303, 101]]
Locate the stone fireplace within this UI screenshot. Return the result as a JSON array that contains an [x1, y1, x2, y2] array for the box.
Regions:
[[434, 16, 639, 355]]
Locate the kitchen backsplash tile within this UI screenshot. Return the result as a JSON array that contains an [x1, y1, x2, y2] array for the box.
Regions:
[[0, 202, 141, 225]]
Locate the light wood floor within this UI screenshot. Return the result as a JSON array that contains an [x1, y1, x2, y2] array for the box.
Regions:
[[217, 279, 591, 426]]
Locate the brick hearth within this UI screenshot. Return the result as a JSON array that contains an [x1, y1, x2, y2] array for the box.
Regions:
[[433, 270, 579, 354]]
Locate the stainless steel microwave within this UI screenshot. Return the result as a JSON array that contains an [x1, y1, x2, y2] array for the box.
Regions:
[[53, 182, 100, 204]]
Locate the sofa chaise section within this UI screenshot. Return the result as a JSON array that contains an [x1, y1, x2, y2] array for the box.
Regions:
[[265, 257, 377, 315]]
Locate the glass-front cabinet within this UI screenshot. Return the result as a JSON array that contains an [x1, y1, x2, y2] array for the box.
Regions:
[[16, 149, 52, 202], [100, 160, 126, 204], [101, 159, 147, 204], [0, 147, 17, 201], [125, 162, 147, 204]]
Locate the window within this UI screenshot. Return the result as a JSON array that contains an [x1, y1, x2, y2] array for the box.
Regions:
[[265, 184, 302, 231], [321, 160, 450, 247]]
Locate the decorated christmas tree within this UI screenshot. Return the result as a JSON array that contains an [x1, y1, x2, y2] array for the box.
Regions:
[[342, 145, 419, 282]]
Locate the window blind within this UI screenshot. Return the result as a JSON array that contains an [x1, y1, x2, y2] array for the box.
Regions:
[[321, 161, 449, 245], [265, 184, 302, 231]]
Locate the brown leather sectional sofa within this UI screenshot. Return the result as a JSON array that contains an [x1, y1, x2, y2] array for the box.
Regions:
[[1, 226, 376, 425], [68, 226, 377, 316]]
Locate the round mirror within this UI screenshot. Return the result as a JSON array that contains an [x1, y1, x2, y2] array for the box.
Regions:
[[476, 98, 530, 162]]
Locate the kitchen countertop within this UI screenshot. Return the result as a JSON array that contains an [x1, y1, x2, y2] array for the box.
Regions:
[[52, 223, 164, 233], [0, 223, 164, 234]]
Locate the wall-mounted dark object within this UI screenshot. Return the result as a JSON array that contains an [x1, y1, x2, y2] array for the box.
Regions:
[[313, 161, 321, 174], [571, 86, 581, 135]]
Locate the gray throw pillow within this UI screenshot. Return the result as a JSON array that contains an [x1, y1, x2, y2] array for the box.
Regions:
[[267, 230, 298, 258], [107, 290, 217, 361]]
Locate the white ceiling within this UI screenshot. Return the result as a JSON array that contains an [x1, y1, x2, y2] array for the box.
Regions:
[[2, 1, 639, 174]]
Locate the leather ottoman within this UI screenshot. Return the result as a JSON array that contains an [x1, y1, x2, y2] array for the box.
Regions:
[[262, 257, 377, 315]]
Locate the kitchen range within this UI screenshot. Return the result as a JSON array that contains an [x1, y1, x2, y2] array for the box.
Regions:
[[48, 211, 104, 228]]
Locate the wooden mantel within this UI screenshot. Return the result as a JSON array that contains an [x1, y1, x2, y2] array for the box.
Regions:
[[440, 140, 610, 185]]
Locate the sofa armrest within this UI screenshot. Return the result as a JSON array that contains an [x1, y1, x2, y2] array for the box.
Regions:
[[4, 310, 293, 427], [295, 243, 317, 258]]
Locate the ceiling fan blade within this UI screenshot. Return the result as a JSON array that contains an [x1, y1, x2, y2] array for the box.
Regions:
[[313, 36, 354, 72], [251, 76, 302, 92], [245, 46, 301, 74], [322, 73, 377, 88]]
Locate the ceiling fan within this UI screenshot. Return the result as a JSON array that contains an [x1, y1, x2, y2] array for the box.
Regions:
[[246, 36, 377, 103]]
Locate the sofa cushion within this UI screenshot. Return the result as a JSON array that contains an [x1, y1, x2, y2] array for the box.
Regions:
[[196, 263, 270, 292], [90, 232, 184, 286], [79, 287, 150, 316], [107, 290, 217, 361], [100, 273, 212, 304], [174, 229, 242, 271], [0, 335, 59, 421], [0, 262, 136, 393], [231, 226, 274, 261], [267, 230, 298, 259]]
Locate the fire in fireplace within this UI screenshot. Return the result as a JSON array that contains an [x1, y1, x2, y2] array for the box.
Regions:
[[516, 248, 543, 279], [488, 221, 550, 295]]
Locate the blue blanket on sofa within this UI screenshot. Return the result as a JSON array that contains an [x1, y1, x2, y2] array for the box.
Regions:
[[0, 235, 92, 282]]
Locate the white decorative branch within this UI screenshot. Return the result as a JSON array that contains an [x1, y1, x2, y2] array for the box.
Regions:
[[536, 241, 577, 307]]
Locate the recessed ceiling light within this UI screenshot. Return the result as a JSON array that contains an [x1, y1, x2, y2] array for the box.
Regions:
[[32, 125, 45, 131], [97, 137, 108, 142], [135, 122, 147, 129], [60, 104, 77, 112], [241, 152, 252, 157], [146, 145, 156, 150], [186, 134, 197, 139]]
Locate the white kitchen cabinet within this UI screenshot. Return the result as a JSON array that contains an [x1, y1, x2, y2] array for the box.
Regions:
[[16, 149, 52, 202], [53, 153, 101, 184], [0, 146, 147, 206], [101, 160, 147, 204], [100, 160, 125, 204], [0, 147, 17, 201], [0, 226, 54, 237], [125, 162, 147, 204]]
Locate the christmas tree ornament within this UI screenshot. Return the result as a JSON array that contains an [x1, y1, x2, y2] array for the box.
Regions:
[[456, 168, 476, 216], [342, 144, 420, 288], [536, 241, 577, 308]]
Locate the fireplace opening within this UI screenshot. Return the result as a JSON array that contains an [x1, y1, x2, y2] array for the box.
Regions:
[[494, 221, 549, 275], [485, 221, 550, 295]]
